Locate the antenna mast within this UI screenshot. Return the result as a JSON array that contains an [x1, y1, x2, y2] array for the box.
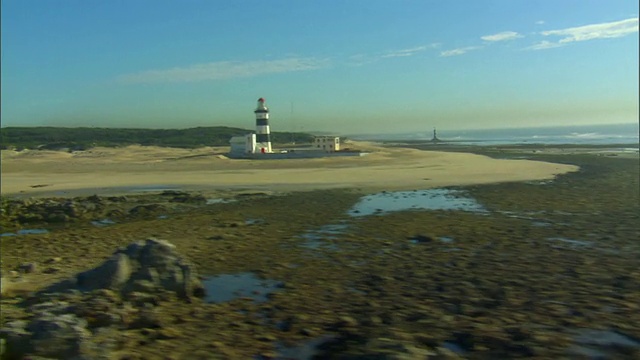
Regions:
[[290, 101, 294, 144]]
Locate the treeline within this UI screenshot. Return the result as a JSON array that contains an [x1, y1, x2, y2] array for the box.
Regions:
[[0, 127, 315, 150]]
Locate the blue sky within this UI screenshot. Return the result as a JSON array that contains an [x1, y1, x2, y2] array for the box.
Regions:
[[1, 0, 638, 134]]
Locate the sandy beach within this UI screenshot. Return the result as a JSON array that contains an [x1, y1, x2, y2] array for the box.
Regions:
[[1, 142, 578, 197]]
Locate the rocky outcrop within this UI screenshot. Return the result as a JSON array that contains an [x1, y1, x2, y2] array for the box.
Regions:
[[160, 190, 207, 204], [0, 299, 121, 360], [0, 239, 205, 360], [77, 238, 205, 299], [127, 204, 167, 217], [1, 196, 107, 225]]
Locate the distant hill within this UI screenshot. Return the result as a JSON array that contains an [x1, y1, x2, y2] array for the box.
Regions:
[[0, 126, 314, 150]]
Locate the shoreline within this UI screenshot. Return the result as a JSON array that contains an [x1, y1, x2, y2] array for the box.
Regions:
[[1, 142, 580, 198]]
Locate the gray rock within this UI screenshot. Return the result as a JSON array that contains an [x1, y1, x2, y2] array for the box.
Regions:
[[1, 315, 94, 359], [75, 238, 204, 299], [29, 301, 74, 316], [127, 291, 160, 307], [19, 262, 37, 274], [45, 257, 63, 264], [77, 253, 131, 290], [129, 308, 163, 329], [0, 321, 31, 359], [128, 204, 167, 216], [27, 313, 92, 358], [0, 277, 6, 296]]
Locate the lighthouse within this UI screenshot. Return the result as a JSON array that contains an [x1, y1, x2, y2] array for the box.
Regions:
[[254, 97, 272, 153]]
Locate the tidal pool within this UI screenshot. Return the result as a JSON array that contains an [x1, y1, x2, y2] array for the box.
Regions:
[[203, 272, 283, 303], [547, 237, 592, 247], [299, 224, 348, 250], [126, 185, 181, 192], [274, 335, 336, 360], [408, 235, 455, 244], [348, 189, 486, 217], [1, 229, 49, 237], [206, 198, 236, 205], [91, 218, 116, 227], [442, 341, 467, 355], [567, 329, 640, 358]]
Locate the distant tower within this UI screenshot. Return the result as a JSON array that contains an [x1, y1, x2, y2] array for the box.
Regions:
[[254, 98, 272, 153], [431, 127, 441, 142]]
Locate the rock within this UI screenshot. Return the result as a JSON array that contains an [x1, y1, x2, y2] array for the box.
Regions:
[[256, 333, 277, 342], [17, 213, 44, 223], [29, 301, 74, 316], [107, 196, 128, 202], [75, 238, 205, 299], [77, 253, 131, 290], [43, 267, 60, 274], [86, 195, 104, 204], [300, 328, 316, 337], [47, 212, 70, 223], [9, 197, 108, 226], [18, 262, 37, 274], [367, 316, 384, 326], [0, 238, 206, 358], [127, 291, 160, 307], [27, 313, 92, 358], [129, 204, 167, 216], [336, 316, 358, 328], [410, 234, 435, 243], [0, 277, 7, 296], [107, 209, 125, 218], [1, 314, 93, 359], [156, 327, 182, 340], [128, 279, 158, 294], [71, 293, 127, 329], [169, 194, 207, 204], [129, 308, 163, 329], [45, 257, 63, 264], [160, 190, 188, 196], [0, 320, 31, 359]]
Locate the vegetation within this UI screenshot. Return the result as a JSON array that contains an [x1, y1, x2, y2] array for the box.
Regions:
[[0, 126, 314, 150]]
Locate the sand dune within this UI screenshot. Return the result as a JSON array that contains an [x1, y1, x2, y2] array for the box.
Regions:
[[1, 142, 578, 196]]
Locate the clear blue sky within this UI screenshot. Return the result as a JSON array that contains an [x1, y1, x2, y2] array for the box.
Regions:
[[1, 0, 638, 134]]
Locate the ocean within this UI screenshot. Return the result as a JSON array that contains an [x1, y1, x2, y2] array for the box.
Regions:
[[349, 123, 639, 146]]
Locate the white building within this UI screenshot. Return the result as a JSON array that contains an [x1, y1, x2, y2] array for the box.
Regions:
[[229, 133, 257, 156], [313, 136, 340, 152]]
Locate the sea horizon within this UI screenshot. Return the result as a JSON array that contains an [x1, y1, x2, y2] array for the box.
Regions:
[[347, 122, 639, 146]]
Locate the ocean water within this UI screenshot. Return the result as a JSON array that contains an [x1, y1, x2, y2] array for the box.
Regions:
[[350, 123, 639, 146]]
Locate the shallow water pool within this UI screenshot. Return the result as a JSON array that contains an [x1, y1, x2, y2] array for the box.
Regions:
[[348, 189, 486, 217], [1, 229, 49, 237], [203, 272, 283, 303], [299, 224, 348, 250]]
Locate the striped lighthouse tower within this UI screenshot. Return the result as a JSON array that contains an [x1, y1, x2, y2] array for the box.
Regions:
[[254, 97, 272, 153]]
